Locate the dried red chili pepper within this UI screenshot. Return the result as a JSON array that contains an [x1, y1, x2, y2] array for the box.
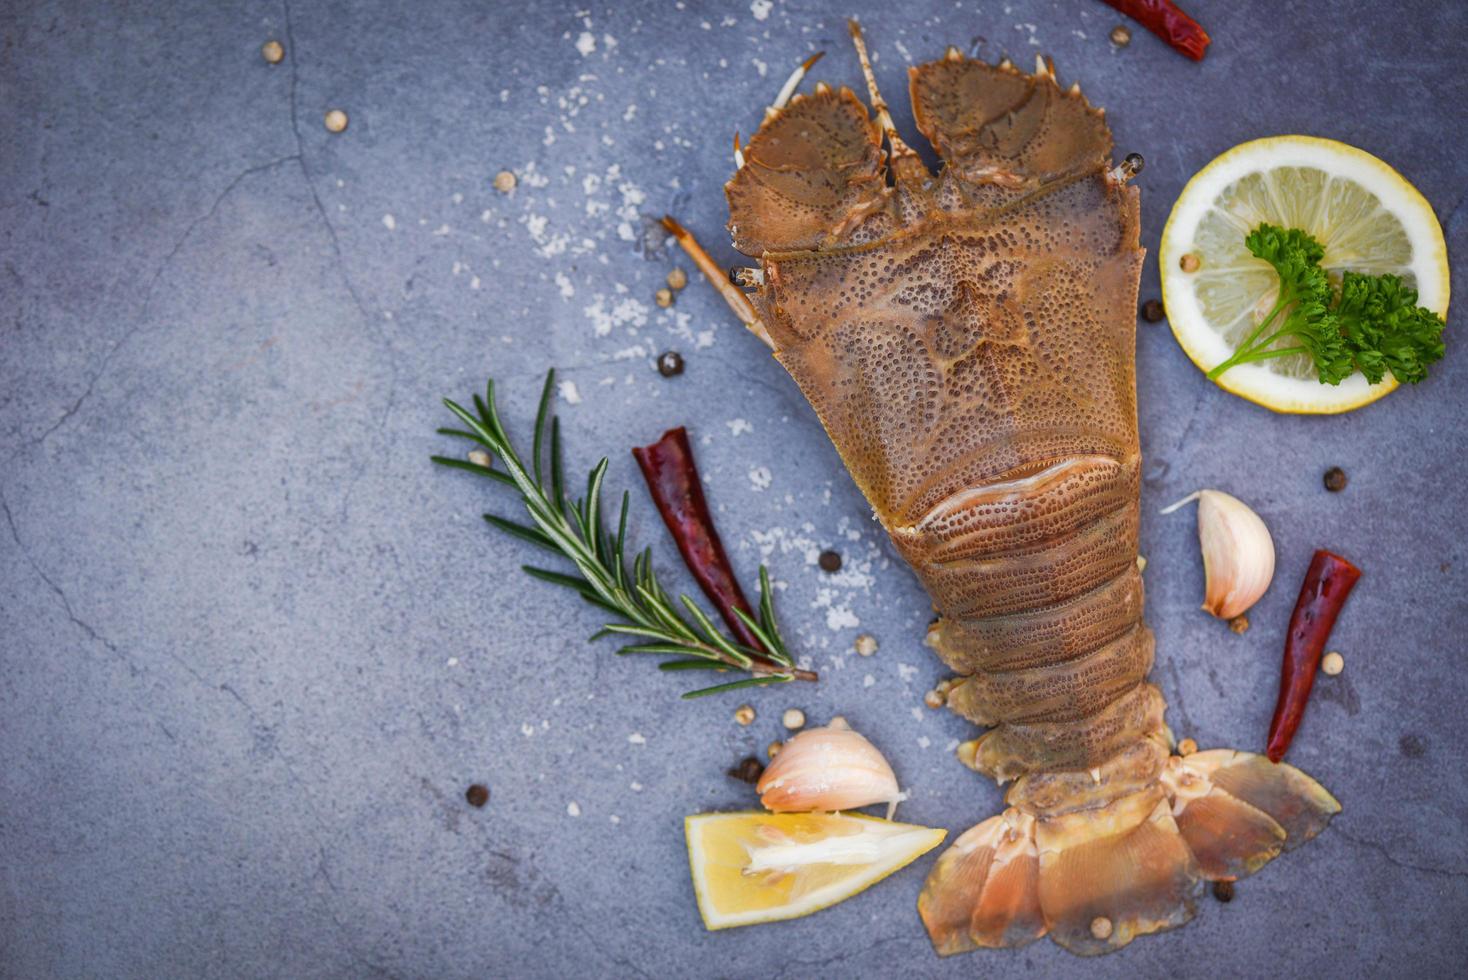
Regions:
[[1265, 550, 1361, 762], [1100, 0, 1211, 61], [632, 427, 766, 652]]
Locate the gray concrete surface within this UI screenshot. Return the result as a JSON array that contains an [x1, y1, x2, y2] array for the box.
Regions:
[[2, 1, 1465, 977]]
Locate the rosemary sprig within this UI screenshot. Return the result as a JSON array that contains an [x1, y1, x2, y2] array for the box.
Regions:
[[433, 371, 815, 698]]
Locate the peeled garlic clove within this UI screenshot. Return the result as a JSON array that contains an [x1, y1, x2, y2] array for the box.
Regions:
[[1162, 489, 1275, 620], [756, 720, 901, 813]]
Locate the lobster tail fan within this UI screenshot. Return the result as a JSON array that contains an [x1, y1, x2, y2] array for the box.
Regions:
[[1173, 749, 1341, 851], [1033, 786, 1202, 955], [1163, 753, 1286, 879], [917, 809, 1045, 954], [918, 751, 1340, 957]]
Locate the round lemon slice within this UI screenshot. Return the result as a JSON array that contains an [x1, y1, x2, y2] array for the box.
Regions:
[[1160, 135, 1449, 413], [685, 811, 945, 930]]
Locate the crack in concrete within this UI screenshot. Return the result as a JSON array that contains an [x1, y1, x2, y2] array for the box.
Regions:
[[780, 932, 922, 973], [0, 484, 142, 677], [222, 665, 400, 978], [1162, 657, 1196, 737], [283, 0, 400, 438], [1169, 384, 1211, 462], [519, 849, 654, 980], [28, 154, 302, 450], [1334, 828, 1468, 882], [1442, 185, 1466, 233], [6, 467, 391, 977]]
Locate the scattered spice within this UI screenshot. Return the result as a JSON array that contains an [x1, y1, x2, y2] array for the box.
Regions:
[[467, 449, 492, 469], [1212, 880, 1235, 903], [727, 756, 765, 784], [854, 634, 878, 657], [465, 784, 490, 808], [818, 550, 843, 572], [1098, 0, 1211, 61], [656, 350, 685, 377], [767, 740, 783, 759], [782, 708, 806, 730], [735, 704, 756, 726], [1323, 467, 1347, 492], [924, 689, 946, 709], [1266, 550, 1361, 762], [1177, 737, 1197, 756], [1141, 298, 1165, 322], [493, 170, 517, 193], [655, 287, 674, 308], [1321, 651, 1344, 676], [1109, 24, 1132, 46], [1229, 614, 1250, 635], [261, 40, 285, 64], [323, 109, 349, 133], [1090, 916, 1114, 940], [667, 267, 688, 291], [1179, 252, 1201, 272], [1399, 733, 1426, 758]]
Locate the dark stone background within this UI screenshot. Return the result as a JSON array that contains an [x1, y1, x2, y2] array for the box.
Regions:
[[2, 1, 1464, 976]]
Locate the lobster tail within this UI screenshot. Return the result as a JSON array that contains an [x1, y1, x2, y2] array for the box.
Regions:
[[918, 750, 1339, 956]]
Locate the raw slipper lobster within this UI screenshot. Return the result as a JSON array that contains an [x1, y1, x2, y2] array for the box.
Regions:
[[666, 22, 1339, 956]]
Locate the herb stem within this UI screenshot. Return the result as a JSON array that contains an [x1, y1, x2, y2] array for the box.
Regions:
[[1207, 291, 1291, 380]]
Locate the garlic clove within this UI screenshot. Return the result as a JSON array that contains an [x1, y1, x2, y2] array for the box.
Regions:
[[1162, 489, 1275, 620], [756, 721, 901, 813]]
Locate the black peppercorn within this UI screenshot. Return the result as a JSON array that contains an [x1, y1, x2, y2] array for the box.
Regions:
[[818, 550, 842, 573], [1141, 299, 1165, 322], [727, 756, 765, 784], [657, 350, 685, 377], [465, 784, 490, 808], [1323, 467, 1347, 492], [1212, 880, 1234, 903]]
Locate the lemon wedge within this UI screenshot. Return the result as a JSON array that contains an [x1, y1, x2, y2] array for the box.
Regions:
[[685, 811, 946, 930], [1160, 135, 1449, 413]]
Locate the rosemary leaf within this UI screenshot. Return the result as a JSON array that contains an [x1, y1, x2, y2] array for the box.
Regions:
[[679, 595, 753, 668], [430, 455, 516, 486], [435, 427, 490, 444], [681, 675, 791, 699], [532, 370, 555, 487], [482, 514, 557, 550], [732, 607, 791, 668], [618, 644, 714, 657]]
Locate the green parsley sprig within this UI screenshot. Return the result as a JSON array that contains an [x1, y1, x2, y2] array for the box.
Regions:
[[1207, 223, 1446, 385], [432, 371, 815, 698]]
